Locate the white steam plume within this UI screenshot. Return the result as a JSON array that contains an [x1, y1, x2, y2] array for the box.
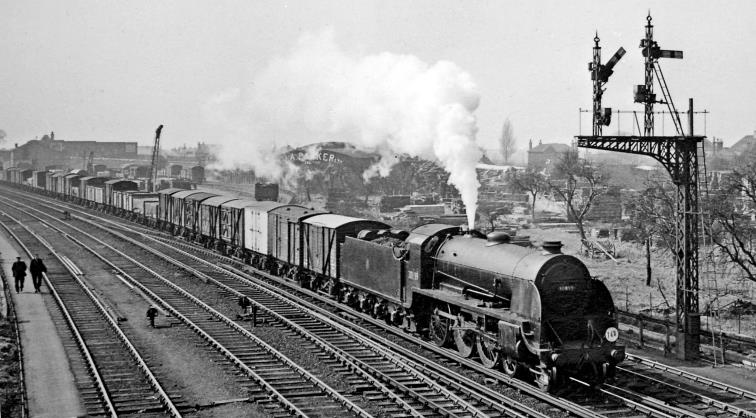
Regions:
[[206, 29, 483, 228]]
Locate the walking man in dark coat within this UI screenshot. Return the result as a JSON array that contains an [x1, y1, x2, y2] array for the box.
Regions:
[[11, 256, 27, 293], [29, 254, 47, 293]]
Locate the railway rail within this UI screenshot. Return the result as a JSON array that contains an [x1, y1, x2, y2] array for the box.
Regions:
[[114, 226, 556, 418], [4, 184, 756, 417], [18, 196, 557, 417], [616, 354, 756, 417], [1, 190, 628, 417], [3, 186, 582, 417], [155, 239, 710, 418], [0, 196, 368, 417], [0, 209, 183, 417]]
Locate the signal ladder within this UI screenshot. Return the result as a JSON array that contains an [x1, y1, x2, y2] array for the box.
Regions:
[[696, 136, 726, 366]]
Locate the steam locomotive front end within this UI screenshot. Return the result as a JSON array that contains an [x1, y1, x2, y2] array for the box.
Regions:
[[534, 249, 625, 383]]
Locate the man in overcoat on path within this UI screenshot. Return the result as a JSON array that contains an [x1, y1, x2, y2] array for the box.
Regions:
[[29, 254, 47, 293], [11, 256, 27, 293]]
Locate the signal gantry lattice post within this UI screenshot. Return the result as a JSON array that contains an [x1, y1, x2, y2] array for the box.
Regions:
[[577, 14, 704, 360]]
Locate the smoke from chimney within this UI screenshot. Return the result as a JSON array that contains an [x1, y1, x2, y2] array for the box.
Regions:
[[205, 29, 484, 228]]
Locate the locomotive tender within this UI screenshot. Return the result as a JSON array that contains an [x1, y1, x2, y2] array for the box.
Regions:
[[3, 171, 624, 390]]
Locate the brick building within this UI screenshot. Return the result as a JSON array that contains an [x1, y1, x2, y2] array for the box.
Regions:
[[527, 140, 571, 171], [2, 132, 137, 170]]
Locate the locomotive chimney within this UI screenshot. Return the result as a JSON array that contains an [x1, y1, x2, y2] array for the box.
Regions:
[[542, 240, 563, 254]]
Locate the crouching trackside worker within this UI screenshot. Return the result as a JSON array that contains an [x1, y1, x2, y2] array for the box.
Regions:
[[146, 306, 159, 328], [12, 256, 27, 293], [238, 296, 252, 316], [30, 254, 47, 293], [238, 296, 258, 326]]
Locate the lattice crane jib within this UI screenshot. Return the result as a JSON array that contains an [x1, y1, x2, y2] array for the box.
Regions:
[[578, 14, 702, 360], [149, 125, 164, 192], [86, 151, 94, 174]]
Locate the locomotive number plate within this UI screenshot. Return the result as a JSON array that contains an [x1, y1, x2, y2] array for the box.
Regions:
[[605, 327, 619, 342]]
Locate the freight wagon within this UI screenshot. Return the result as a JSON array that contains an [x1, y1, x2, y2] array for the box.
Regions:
[[268, 205, 325, 275], [54, 172, 69, 194], [181, 192, 219, 239], [32, 171, 47, 189], [125, 192, 159, 219], [199, 195, 238, 246], [19, 169, 34, 185], [104, 179, 139, 207], [85, 177, 111, 206]]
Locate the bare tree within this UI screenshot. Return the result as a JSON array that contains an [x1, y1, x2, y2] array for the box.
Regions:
[[499, 119, 516, 163], [706, 148, 756, 283], [547, 149, 609, 241], [625, 174, 677, 254], [625, 175, 676, 307], [505, 167, 547, 221]]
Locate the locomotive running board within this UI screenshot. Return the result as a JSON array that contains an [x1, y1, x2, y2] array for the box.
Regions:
[[412, 288, 513, 318]]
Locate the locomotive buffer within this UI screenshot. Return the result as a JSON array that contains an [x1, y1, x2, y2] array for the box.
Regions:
[[577, 14, 703, 360]]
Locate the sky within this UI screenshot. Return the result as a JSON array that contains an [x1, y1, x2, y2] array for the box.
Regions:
[[1, 0, 755, 155]]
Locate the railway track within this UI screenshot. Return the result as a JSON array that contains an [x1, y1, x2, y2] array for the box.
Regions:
[[0, 209, 183, 417], [7, 191, 613, 417], [14, 183, 756, 359], [0, 188, 673, 417], [98, 207, 756, 417], [0, 196, 368, 417], [2, 187, 573, 416], [13, 194, 560, 416], [5, 184, 756, 417], [114, 227, 554, 418], [147, 238, 689, 418], [614, 354, 756, 417]]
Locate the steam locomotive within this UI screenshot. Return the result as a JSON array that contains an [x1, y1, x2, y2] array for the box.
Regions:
[[2, 170, 624, 390]]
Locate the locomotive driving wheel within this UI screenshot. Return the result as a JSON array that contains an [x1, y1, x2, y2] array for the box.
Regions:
[[430, 304, 452, 347], [452, 317, 476, 358], [476, 334, 501, 368]]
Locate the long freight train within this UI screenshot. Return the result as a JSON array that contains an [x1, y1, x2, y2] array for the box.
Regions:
[[2, 168, 624, 391]]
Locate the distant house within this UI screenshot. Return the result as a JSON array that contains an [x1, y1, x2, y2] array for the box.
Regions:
[[527, 140, 572, 171]]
